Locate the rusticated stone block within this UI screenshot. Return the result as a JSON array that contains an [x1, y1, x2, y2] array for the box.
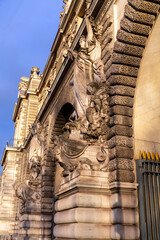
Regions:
[[108, 136, 133, 148], [128, 0, 160, 14], [111, 208, 139, 224], [42, 175, 54, 181], [42, 186, 54, 192], [111, 192, 138, 208], [125, 4, 155, 25], [110, 85, 135, 97], [107, 158, 134, 171], [43, 161, 56, 167], [41, 198, 53, 204], [21, 221, 52, 229], [109, 115, 132, 127], [54, 223, 111, 239], [42, 181, 54, 187], [120, 17, 151, 36], [110, 96, 134, 107], [109, 170, 135, 183], [109, 125, 133, 138], [108, 75, 136, 87], [114, 41, 144, 57], [106, 64, 139, 78], [110, 106, 133, 117], [117, 29, 147, 46], [111, 225, 140, 240], [42, 191, 54, 198], [109, 146, 134, 159], [112, 52, 141, 67]]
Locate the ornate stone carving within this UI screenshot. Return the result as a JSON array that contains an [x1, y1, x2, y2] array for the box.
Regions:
[[51, 13, 110, 179], [65, 13, 105, 118], [14, 150, 42, 203], [13, 181, 41, 203]]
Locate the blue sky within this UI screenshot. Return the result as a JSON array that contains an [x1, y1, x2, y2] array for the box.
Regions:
[[0, 0, 63, 174]]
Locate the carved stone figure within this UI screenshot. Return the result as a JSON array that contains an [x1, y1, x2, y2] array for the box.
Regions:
[[28, 150, 42, 186], [53, 8, 110, 179], [66, 13, 104, 118]]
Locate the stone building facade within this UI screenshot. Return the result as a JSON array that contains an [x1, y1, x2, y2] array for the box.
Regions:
[[0, 0, 160, 239]]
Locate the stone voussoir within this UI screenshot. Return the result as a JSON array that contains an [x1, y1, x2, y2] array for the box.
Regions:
[[109, 115, 132, 127], [128, 0, 160, 14], [114, 41, 144, 57], [110, 105, 133, 117], [108, 136, 133, 148], [110, 95, 134, 107], [125, 4, 155, 25], [117, 29, 147, 46], [108, 75, 136, 87], [110, 85, 135, 97], [108, 125, 133, 139], [112, 52, 141, 67], [121, 17, 151, 36], [106, 64, 139, 78]]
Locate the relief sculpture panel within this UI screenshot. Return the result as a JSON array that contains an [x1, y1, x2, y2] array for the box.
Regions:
[[53, 4, 110, 182]]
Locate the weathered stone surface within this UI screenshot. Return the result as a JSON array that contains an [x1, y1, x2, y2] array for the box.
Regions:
[[55, 193, 111, 211], [107, 158, 134, 171], [109, 125, 133, 138], [42, 191, 54, 198], [108, 75, 136, 87], [109, 146, 134, 159], [106, 64, 139, 78], [117, 29, 147, 46], [109, 170, 135, 183], [111, 209, 139, 224], [120, 17, 151, 36], [110, 106, 133, 117], [108, 136, 133, 148], [112, 52, 141, 67], [54, 208, 111, 224], [109, 115, 132, 127], [110, 95, 134, 107], [128, 0, 160, 14], [111, 225, 140, 240], [54, 223, 111, 239], [114, 41, 144, 57], [20, 221, 52, 229], [42, 186, 54, 192], [110, 85, 135, 97], [111, 192, 138, 208], [124, 4, 155, 25]]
